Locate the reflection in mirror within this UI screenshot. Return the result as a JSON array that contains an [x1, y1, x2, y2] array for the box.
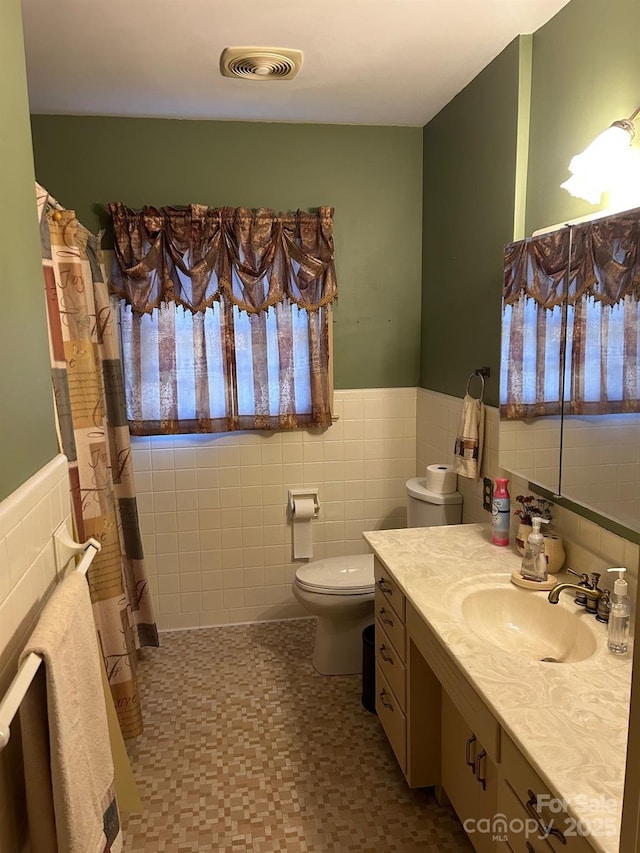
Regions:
[[498, 226, 567, 496], [497, 416, 561, 496], [499, 208, 640, 534], [561, 413, 640, 533]]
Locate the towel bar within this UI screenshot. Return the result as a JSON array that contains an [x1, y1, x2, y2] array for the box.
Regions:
[[0, 537, 101, 750]]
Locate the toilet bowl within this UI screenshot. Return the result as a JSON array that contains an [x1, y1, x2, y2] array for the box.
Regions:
[[292, 555, 375, 675], [293, 478, 463, 677]]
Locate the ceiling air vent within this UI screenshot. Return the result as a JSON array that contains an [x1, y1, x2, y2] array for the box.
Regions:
[[220, 47, 303, 81]]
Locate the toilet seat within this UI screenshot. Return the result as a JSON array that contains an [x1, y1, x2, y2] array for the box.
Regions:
[[294, 554, 374, 596]]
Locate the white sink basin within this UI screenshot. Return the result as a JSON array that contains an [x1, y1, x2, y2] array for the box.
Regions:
[[461, 585, 599, 663]]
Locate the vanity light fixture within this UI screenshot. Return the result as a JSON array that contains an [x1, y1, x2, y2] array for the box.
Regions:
[[560, 104, 640, 205]]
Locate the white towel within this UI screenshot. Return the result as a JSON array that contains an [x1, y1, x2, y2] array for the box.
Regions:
[[452, 393, 484, 480], [20, 573, 122, 853]]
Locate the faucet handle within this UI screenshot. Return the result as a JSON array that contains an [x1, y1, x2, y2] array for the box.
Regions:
[[567, 568, 589, 585], [590, 572, 602, 590]]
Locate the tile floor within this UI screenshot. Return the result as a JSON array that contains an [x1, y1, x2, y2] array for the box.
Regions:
[[122, 618, 473, 852]]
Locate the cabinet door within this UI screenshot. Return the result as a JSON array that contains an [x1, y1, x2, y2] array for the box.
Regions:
[[376, 617, 406, 708], [442, 691, 498, 853], [497, 779, 554, 853], [375, 663, 407, 772], [501, 734, 596, 853], [375, 590, 406, 657], [474, 747, 499, 853], [441, 691, 478, 829]]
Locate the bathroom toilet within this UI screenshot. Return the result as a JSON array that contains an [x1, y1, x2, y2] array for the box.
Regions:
[[292, 478, 463, 675]]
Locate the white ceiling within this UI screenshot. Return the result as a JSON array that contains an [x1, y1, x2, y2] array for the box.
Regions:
[[20, 0, 571, 127]]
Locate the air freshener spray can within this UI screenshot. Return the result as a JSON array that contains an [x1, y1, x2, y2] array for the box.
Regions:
[[491, 478, 510, 546]]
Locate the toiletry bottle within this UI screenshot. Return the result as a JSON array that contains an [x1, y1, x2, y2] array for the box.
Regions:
[[607, 568, 630, 655], [520, 517, 549, 581], [491, 478, 510, 546]]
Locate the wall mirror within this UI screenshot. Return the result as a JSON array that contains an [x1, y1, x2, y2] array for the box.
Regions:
[[498, 207, 640, 535]]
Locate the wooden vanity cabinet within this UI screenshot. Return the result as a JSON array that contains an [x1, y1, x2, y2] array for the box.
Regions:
[[441, 690, 499, 853], [372, 578, 598, 853], [374, 558, 440, 788]]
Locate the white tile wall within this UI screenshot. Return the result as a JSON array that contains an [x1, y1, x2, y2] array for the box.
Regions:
[[0, 453, 73, 853], [498, 412, 640, 533], [136, 386, 640, 632], [132, 388, 418, 630]]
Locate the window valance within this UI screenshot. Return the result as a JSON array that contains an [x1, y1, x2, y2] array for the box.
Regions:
[[108, 203, 338, 315], [503, 208, 640, 310], [501, 207, 640, 420]]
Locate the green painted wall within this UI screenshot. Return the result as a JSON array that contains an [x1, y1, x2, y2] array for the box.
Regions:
[[525, 0, 640, 233], [30, 117, 423, 390], [0, 0, 57, 501], [420, 0, 640, 405], [421, 38, 522, 407]]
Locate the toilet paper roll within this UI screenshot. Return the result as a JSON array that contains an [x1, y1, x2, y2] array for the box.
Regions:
[[292, 496, 316, 559], [425, 464, 457, 494]]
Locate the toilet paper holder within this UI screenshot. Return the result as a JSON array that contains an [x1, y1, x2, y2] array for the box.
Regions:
[[288, 489, 320, 518]]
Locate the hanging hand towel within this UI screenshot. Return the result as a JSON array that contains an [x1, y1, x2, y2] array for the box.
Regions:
[[20, 573, 122, 853], [452, 393, 485, 480]]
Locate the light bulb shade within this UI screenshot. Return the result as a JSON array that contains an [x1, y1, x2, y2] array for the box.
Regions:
[[609, 147, 640, 211], [561, 124, 634, 204]]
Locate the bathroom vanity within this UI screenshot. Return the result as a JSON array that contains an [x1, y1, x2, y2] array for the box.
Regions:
[[364, 524, 632, 853]]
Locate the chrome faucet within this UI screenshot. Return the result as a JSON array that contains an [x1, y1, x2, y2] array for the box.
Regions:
[[548, 570, 604, 609]]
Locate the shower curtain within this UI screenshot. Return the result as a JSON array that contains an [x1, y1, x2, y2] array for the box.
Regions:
[[36, 184, 159, 738]]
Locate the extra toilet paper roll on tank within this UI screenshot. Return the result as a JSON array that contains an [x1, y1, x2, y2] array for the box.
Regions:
[[425, 464, 457, 494]]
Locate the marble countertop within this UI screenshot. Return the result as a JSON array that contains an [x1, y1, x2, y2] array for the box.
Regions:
[[363, 523, 632, 853]]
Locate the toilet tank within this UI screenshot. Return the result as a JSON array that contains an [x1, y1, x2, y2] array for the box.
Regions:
[[406, 477, 463, 528]]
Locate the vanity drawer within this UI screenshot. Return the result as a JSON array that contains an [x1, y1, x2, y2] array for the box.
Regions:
[[375, 618, 406, 709], [375, 589, 406, 658], [497, 779, 554, 853], [502, 733, 596, 853], [376, 663, 407, 772], [374, 558, 406, 621]]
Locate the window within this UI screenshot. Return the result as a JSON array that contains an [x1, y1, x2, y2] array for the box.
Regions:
[[108, 204, 337, 435]]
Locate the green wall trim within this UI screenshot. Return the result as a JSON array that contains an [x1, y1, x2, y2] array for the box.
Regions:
[[30, 117, 423, 391]]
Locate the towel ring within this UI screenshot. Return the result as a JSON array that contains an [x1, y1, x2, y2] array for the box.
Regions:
[[466, 371, 485, 402]]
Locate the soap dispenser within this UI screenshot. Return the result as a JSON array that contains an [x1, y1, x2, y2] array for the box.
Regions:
[[520, 517, 549, 582], [607, 568, 630, 655]]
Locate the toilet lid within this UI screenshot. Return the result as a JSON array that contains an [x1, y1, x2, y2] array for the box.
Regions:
[[295, 554, 375, 595]]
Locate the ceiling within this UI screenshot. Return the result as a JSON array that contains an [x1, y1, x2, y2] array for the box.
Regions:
[[21, 0, 571, 127]]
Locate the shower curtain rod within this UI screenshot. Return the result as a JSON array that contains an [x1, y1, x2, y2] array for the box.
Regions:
[[35, 181, 64, 212]]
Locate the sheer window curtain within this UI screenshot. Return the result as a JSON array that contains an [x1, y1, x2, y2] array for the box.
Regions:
[[501, 209, 640, 419], [36, 185, 159, 740], [108, 204, 337, 436]]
